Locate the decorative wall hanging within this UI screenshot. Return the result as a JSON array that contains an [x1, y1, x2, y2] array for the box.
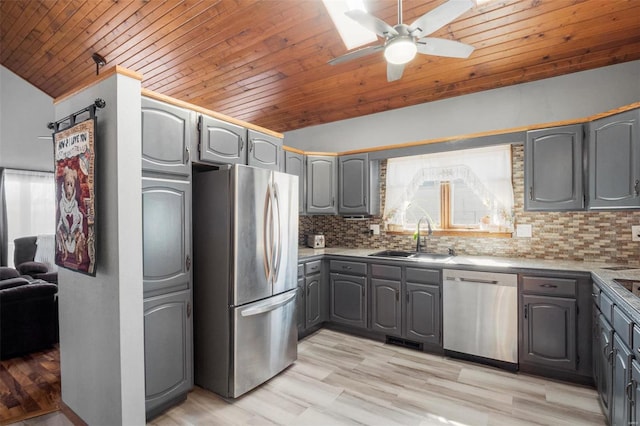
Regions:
[[49, 99, 105, 276]]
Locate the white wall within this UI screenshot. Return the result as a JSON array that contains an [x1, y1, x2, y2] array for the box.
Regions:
[[285, 60, 640, 152], [56, 72, 145, 424], [0, 66, 55, 171]]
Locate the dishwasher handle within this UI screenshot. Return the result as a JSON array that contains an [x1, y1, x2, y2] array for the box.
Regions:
[[445, 276, 500, 285]]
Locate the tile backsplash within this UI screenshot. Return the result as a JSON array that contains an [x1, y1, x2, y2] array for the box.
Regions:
[[299, 144, 640, 264]]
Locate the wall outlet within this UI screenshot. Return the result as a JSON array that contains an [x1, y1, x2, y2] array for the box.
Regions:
[[370, 224, 380, 235], [633, 225, 640, 242], [516, 224, 532, 238]]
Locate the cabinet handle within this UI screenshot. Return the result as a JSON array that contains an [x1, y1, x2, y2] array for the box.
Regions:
[[240, 138, 244, 152], [332, 197, 335, 207], [185, 255, 191, 271], [529, 186, 533, 201], [307, 286, 310, 296], [540, 284, 558, 288], [249, 140, 254, 152], [362, 286, 365, 297], [364, 195, 367, 205], [524, 304, 528, 319], [626, 381, 634, 401], [342, 265, 352, 270], [592, 293, 599, 297], [187, 302, 192, 318], [406, 291, 409, 304], [635, 179, 640, 197], [395, 290, 399, 301]]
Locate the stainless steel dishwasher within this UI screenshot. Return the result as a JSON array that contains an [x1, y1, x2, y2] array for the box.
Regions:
[[442, 269, 518, 366]]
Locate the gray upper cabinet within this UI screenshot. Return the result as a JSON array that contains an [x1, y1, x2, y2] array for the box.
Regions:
[[285, 151, 305, 213], [141, 97, 193, 177], [524, 124, 584, 211], [142, 177, 192, 297], [307, 155, 337, 214], [588, 108, 640, 209], [338, 153, 380, 215], [247, 129, 282, 171], [144, 290, 193, 419], [198, 115, 247, 165]]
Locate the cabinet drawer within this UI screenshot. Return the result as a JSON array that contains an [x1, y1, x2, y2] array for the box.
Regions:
[[405, 268, 440, 285], [633, 325, 640, 357], [297, 263, 304, 277], [329, 260, 366, 275], [613, 305, 634, 348], [370, 264, 401, 280], [591, 283, 601, 308], [305, 260, 322, 276], [521, 276, 577, 297], [600, 291, 614, 323]]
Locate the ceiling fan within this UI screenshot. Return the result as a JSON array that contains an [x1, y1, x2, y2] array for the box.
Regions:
[[328, 0, 476, 82]]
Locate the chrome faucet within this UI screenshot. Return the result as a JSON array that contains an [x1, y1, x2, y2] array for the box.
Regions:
[[415, 217, 433, 253]]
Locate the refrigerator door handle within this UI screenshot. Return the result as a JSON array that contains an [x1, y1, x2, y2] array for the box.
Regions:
[[263, 184, 273, 284], [272, 181, 282, 284], [239, 290, 296, 317]]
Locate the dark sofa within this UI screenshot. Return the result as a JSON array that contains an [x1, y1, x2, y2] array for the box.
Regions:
[[0, 267, 59, 359], [14, 236, 58, 284]]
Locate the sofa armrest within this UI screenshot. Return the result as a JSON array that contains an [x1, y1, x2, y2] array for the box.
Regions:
[[0, 277, 31, 291], [0, 281, 57, 302], [16, 261, 49, 276]]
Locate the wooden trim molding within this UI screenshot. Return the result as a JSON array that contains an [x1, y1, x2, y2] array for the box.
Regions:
[[141, 88, 284, 139], [54, 66, 143, 104]]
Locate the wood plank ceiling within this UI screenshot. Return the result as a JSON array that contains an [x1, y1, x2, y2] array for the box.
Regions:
[[1, 0, 639, 134]]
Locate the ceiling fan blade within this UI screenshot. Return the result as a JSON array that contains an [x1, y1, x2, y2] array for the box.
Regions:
[[416, 37, 475, 58], [408, 0, 474, 37], [345, 9, 398, 39], [328, 44, 384, 65], [387, 63, 405, 82]]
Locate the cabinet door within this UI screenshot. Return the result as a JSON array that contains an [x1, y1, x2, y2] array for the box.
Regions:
[[524, 125, 584, 211], [198, 115, 247, 165], [141, 97, 192, 177], [247, 130, 282, 171], [285, 151, 305, 213], [329, 273, 366, 328], [599, 314, 614, 420], [339, 153, 369, 215], [371, 278, 401, 336], [588, 109, 640, 209], [306, 156, 337, 214], [405, 282, 440, 345], [144, 290, 193, 418], [612, 333, 633, 426], [632, 360, 640, 426], [296, 276, 305, 335], [142, 177, 191, 297], [521, 295, 577, 370], [306, 273, 323, 328]]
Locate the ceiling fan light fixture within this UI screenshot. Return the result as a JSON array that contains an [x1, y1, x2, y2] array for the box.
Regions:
[[384, 37, 417, 65]]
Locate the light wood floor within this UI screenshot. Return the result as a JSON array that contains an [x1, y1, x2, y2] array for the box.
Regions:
[[14, 329, 605, 425], [150, 328, 604, 426]]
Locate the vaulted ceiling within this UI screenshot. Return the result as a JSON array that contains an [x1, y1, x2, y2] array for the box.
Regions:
[[1, 0, 639, 134]]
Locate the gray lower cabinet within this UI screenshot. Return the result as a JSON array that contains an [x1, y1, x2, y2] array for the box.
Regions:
[[285, 151, 305, 213], [588, 108, 640, 209], [296, 275, 305, 334], [632, 360, 640, 426], [306, 273, 323, 328], [338, 153, 379, 215], [405, 282, 440, 345], [524, 124, 584, 211], [143, 290, 193, 419], [598, 313, 614, 421], [142, 177, 192, 297], [611, 333, 633, 426], [297, 259, 326, 336], [247, 129, 282, 171], [306, 155, 337, 214], [198, 114, 247, 165], [521, 294, 577, 370], [370, 278, 401, 336], [329, 260, 367, 328], [141, 97, 193, 177]]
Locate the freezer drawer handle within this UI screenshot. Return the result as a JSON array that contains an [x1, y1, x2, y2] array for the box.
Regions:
[[240, 291, 296, 317], [445, 276, 499, 285]]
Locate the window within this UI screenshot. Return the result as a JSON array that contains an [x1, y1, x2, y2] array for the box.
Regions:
[[383, 145, 514, 235], [4, 169, 55, 267]]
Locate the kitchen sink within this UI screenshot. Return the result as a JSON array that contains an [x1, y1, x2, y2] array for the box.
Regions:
[[368, 250, 415, 258], [368, 250, 452, 262]]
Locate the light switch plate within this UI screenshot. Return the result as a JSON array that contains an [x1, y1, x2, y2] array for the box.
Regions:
[[633, 225, 640, 242], [516, 224, 532, 238]]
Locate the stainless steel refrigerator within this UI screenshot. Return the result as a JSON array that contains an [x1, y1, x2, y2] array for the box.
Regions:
[[193, 164, 298, 398]]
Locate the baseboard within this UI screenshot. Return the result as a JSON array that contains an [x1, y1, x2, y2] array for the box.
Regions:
[[59, 401, 88, 426]]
